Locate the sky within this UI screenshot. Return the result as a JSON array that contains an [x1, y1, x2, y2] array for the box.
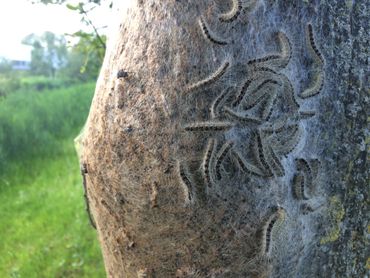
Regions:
[[0, 0, 118, 61]]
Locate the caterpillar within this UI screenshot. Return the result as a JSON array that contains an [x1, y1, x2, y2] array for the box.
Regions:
[[299, 71, 324, 99], [210, 87, 232, 118], [247, 54, 281, 66], [279, 73, 300, 110], [248, 31, 291, 70], [253, 131, 273, 177], [254, 66, 278, 75], [274, 124, 302, 156], [80, 163, 96, 229], [306, 23, 325, 65], [296, 158, 313, 191], [260, 206, 286, 256], [265, 146, 285, 177], [299, 110, 316, 119], [292, 173, 308, 200], [260, 116, 287, 135], [232, 149, 264, 177], [203, 139, 216, 187], [215, 141, 234, 180], [224, 106, 262, 124], [232, 78, 253, 107], [187, 58, 230, 92], [276, 31, 292, 68], [260, 91, 277, 121], [177, 161, 194, 202], [184, 121, 234, 131], [242, 79, 280, 110], [199, 16, 228, 45], [219, 0, 243, 23]]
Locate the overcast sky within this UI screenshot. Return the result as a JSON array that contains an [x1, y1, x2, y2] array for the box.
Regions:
[[0, 0, 118, 60]]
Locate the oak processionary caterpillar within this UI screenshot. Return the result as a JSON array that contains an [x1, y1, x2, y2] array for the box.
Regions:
[[247, 31, 291, 69], [210, 87, 232, 118], [184, 121, 234, 131], [306, 23, 325, 65], [299, 72, 324, 99], [292, 173, 308, 200], [80, 163, 97, 229], [260, 207, 286, 256], [215, 141, 234, 180], [187, 59, 230, 92], [199, 16, 228, 45], [177, 161, 194, 203], [219, 0, 243, 23], [203, 139, 216, 187], [232, 149, 264, 177], [224, 106, 262, 124]]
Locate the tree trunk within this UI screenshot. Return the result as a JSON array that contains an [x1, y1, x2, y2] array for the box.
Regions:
[[77, 0, 368, 277]]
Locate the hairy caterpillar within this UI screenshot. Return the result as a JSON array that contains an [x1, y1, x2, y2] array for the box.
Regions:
[[224, 106, 262, 124], [299, 110, 316, 119], [279, 73, 300, 110], [215, 141, 234, 180], [260, 116, 287, 135], [276, 31, 292, 68], [260, 206, 286, 256], [248, 31, 291, 69], [292, 173, 308, 200], [306, 23, 325, 65], [253, 132, 273, 177], [199, 16, 228, 45], [242, 79, 280, 110], [232, 149, 264, 177], [254, 66, 278, 75], [299, 71, 324, 99], [247, 54, 281, 66], [80, 163, 96, 229], [184, 121, 234, 131], [260, 91, 277, 121], [177, 161, 194, 203], [219, 0, 243, 22], [203, 139, 216, 187], [210, 87, 232, 118], [265, 146, 285, 177], [274, 124, 302, 155], [187, 58, 230, 92], [296, 158, 313, 191], [232, 79, 253, 107]]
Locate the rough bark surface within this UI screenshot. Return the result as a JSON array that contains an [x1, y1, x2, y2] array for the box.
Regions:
[[78, 0, 369, 277]]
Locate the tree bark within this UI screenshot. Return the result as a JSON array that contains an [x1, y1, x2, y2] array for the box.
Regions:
[[78, 0, 368, 277]]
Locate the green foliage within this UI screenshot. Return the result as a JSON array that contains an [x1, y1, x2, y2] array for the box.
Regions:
[[0, 83, 95, 173], [22, 32, 68, 77], [20, 76, 76, 91], [0, 139, 105, 277], [0, 59, 21, 97]]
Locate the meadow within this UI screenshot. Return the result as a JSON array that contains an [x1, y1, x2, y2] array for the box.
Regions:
[[0, 82, 105, 277]]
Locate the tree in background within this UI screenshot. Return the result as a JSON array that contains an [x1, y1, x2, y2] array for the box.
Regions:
[[22, 32, 68, 77]]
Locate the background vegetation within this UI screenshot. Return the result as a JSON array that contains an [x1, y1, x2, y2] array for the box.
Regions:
[[0, 1, 110, 276]]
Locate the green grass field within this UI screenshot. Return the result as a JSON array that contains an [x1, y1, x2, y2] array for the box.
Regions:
[[0, 140, 105, 277], [0, 83, 105, 277]]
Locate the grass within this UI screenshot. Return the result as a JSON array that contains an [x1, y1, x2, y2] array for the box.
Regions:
[[0, 82, 95, 172], [0, 139, 105, 278]]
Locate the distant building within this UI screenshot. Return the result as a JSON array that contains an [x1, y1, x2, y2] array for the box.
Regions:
[[0, 44, 32, 71], [11, 60, 31, 71]]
